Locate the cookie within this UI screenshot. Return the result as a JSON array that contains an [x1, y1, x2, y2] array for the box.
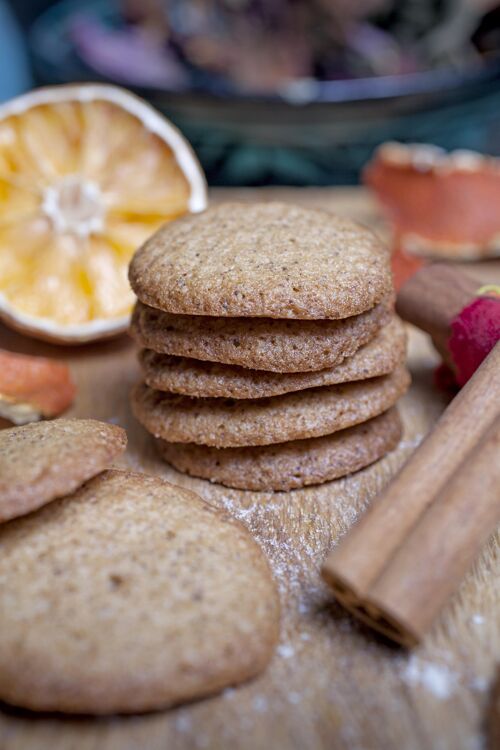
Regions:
[[131, 365, 410, 448], [0, 419, 126, 523], [129, 202, 392, 319], [157, 408, 403, 491], [139, 317, 406, 399], [0, 470, 280, 714], [130, 296, 393, 373]]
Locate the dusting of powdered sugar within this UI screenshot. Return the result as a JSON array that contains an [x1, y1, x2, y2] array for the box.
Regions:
[[153, 445, 491, 748], [397, 434, 424, 452], [175, 712, 192, 733], [402, 656, 458, 700], [470, 676, 488, 693], [276, 644, 295, 659], [202, 489, 331, 616], [252, 694, 269, 713], [107, 415, 123, 426]]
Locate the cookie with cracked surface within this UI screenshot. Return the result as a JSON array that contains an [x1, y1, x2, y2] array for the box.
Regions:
[[0, 470, 280, 714], [0, 419, 126, 523], [131, 365, 410, 448], [129, 202, 392, 319], [157, 408, 403, 491], [130, 296, 393, 373], [139, 317, 406, 399]]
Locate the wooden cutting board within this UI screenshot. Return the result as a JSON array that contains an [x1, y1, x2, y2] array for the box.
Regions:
[[1, 188, 498, 750]]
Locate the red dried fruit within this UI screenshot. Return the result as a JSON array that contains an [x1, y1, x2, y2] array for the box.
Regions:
[[448, 294, 500, 386]]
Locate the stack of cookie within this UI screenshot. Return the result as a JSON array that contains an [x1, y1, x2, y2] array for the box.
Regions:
[[130, 202, 410, 491]]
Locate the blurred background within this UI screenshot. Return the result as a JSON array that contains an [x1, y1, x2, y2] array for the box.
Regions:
[[2, 0, 500, 185]]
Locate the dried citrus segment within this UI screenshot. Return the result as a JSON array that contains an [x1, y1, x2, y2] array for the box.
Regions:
[[0, 349, 75, 424], [0, 85, 207, 343]]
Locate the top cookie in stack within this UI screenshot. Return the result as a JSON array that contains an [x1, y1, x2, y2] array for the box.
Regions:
[[129, 202, 410, 491]]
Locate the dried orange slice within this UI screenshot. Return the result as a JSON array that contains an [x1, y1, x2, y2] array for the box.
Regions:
[[0, 84, 207, 343]]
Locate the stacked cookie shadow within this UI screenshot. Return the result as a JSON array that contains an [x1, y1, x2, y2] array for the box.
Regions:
[[130, 202, 410, 491]]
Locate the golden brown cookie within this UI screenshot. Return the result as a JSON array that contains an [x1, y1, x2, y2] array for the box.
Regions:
[[139, 317, 406, 399], [0, 419, 126, 523], [130, 296, 393, 373], [129, 202, 392, 319], [131, 365, 410, 448], [157, 408, 403, 491], [0, 470, 280, 714]]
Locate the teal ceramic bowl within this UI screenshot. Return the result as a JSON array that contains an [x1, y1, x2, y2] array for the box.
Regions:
[[30, 0, 500, 185]]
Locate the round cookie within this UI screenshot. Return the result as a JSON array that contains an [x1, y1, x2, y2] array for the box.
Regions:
[[130, 296, 392, 373], [140, 317, 406, 399], [0, 419, 126, 523], [129, 202, 392, 319], [131, 365, 410, 448], [157, 408, 403, 491], [0, 470, 280, 714]]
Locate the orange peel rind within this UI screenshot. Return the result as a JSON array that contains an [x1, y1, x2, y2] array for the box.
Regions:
[[0, 349, 75, 424], [390, 245, 426, 292], [364, 142, 500, 261]]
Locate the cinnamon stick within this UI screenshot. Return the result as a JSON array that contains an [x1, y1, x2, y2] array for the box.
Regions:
[[396, 263, 478, 361], [321, 341, 500, 644], [366, 417, 500, 646]]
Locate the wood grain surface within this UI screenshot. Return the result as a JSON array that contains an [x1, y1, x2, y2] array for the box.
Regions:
[[0, 188, 498, 750]]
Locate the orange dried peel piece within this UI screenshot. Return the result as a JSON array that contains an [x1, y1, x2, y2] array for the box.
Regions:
[[0, 85, 207, 343], [391, 245, 426, 292], [364, 142, 500, 260], [0, 348, 75, 424]]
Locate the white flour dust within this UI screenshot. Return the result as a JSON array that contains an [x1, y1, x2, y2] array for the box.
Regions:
[[276, 644, 295, 659], [252, 695, 269, 713], [403, 656, 458, 700]]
